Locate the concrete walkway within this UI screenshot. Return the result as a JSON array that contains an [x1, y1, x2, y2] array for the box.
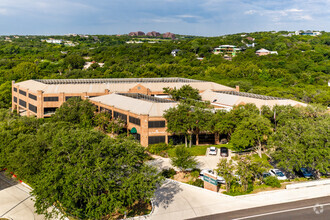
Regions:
[[148, 179, 330, 220], [0, 172, 59, 220]]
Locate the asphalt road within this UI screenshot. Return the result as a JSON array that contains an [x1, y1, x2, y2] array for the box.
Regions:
[[189, 196, 330, 220]]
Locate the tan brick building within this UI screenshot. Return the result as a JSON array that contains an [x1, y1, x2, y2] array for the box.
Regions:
[[12, 77, 306, 146], [11, 78, 236, 118]]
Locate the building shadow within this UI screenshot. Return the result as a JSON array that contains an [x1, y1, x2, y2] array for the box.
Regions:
[[0, 171, 18, 192], [153, 180, 183, 209]]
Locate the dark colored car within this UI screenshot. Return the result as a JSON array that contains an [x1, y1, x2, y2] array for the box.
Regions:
[[300, 168, 313, 178], [262, 172, 271, 179], [220, 147, 228, 157]]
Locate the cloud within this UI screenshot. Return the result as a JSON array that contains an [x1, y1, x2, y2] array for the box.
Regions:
[[0, 0, 328, 35]]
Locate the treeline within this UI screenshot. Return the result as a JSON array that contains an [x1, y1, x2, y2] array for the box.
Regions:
[[164, 95, 329, 176], [0, 98, 162, 219], [0, 31, 329, 108]]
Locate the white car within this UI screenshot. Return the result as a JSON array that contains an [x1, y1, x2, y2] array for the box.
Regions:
[[269, 169, 287, 180], [209, 146, 217, 155]]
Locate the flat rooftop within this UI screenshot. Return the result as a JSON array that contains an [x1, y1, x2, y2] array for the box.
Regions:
[[117, 93, 176, 103], [34, 77, 202, 85], [215, 91, 285, 100], [15, 77, 236, 94]]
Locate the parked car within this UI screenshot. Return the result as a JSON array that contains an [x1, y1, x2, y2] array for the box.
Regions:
[[269, 169, 287, 180], [262, 172, 271, 179], [199, 169, 225, 184], [300, 168, 313, 178], [220, 147, 228, 157], [209, 146, 217, 155]]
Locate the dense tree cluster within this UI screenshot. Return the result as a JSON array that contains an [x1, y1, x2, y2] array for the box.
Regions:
[[0, 99, 163, 219], [0, 31, 329, 109], [164, 95, 329, 176]]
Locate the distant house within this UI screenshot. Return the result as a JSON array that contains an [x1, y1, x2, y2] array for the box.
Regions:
[[163, 32, 176, 39], [246, 37, 255, 41], [171, 49, 181, 57], [213, 45, 240, 57], [246, 43, 255, 48], [255, 48, 278, 56], [45, 39, 63, 44], [129, 31, 145, 36], [299, 30, 322, 36], [146, 31, 161, 37]]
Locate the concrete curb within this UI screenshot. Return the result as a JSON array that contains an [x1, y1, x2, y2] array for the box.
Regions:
[[286, 179, 330, 189]]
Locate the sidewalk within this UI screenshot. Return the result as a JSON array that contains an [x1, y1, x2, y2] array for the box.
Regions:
[[148, 179, 330, 220]]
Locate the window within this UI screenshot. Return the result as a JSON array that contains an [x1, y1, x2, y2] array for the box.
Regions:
[[29, 93, 37, 101], [129, 116, 141, 126], [13, 96, 17, 103], [148, 120, 165, 128], [13, 88, 17, 92], [19, 90, 26, 96], [148, 136, 165, 145], [29, 104, 37, 113], [114, 111, 127, 122], [132, 133, 140, 141], [44, 107, 57, 115], [44, 97, 59, 102], [65, 96, 80, 101], [19, 99, 26, 108]]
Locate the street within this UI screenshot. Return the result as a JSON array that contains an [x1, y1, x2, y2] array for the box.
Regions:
[[189, 196, 330, 220]]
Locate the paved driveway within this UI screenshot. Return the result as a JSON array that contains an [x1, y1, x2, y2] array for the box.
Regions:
[[0, 172, 49, 220], [148, 151, 230, 171]]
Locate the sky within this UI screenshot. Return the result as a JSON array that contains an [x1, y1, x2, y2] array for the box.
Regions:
[[0, 0, 329, 36]]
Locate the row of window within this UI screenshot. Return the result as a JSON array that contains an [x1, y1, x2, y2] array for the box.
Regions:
[[19, 90, 26, 96], [44, 97, 59, 102], [114, 111, 127, 122], [29, 104, 37, 113], [129, 116, 141, 126], [29, 93, 37, 101], [19, 99, 26, 108], [44, 107, 57, 115], [148, 136, 166, 145], [148, 121, 165, 128]]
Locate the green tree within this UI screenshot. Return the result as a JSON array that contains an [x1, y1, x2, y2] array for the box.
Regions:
[[236, 156, 254, 192], [64, 54, 85, 69], [270, 117, 329, 177], [231, 114, 272, 157], [163, 84, 201, 101], [12, 62, 39, 80], [93, 111, 112, 133], [52, 97, 96, 127], [215, 159, 235, 192], [170, 145, 198, 171], [0, 81, 12, 108]]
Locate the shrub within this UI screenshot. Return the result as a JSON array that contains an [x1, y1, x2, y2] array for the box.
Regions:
[[190, 170, 200, 179], [263, 176, 281, 188], [161, 168, 176, 179], [188, 179, 204, 188]]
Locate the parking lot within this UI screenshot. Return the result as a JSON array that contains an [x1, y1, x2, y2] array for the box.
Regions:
[[149, 147, 233, 171]]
